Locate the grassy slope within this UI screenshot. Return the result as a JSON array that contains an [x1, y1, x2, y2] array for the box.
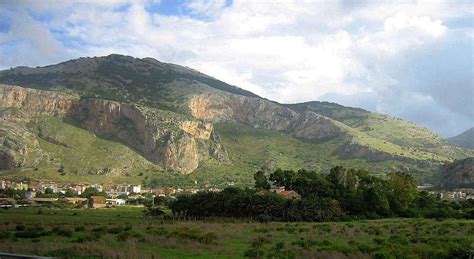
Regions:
[[1, 117, 154, 184], [2, 120, 434, 187], [190, 122, 430, 187], [0, 207, 472, 258], [287, 102, 474, 162]]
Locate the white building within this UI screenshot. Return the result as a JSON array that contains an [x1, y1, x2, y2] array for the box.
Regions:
[[131, 185, 141, 193], [106, 199, 126, 206]]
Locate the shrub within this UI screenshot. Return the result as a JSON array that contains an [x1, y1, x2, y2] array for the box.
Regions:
[[200, 232, 218, 245], [15, 224, 25, 231], [52, 226, 73, 237], [74, 232, 101, 243], [74, 226, 85, 232], [117, 231, 131, 241], [0, 231, 10, 240]]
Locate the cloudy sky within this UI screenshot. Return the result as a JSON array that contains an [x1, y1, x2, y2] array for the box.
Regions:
[[0, 0, 473, 137]]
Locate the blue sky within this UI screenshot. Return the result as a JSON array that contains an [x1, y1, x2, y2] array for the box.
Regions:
[[0, 0, 472, 137]]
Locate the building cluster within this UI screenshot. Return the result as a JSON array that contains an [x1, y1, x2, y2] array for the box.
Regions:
[[429, 189, 474, 200], [0, 178, 225, 208]]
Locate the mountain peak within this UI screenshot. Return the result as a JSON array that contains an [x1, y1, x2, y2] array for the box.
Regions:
[[447, 127, 474, 150]]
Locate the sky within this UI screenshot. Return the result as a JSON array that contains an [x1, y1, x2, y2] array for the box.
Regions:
[[0, 0, 473, 137]]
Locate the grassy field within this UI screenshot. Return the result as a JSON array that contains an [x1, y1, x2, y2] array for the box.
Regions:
[[0, 207, 472, 258]]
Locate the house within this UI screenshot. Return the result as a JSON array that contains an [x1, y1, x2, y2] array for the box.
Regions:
[[12, 182, 28, 191], [106, 198, 126, 206], [72, 184, 87, 195], [106, 191, 129, 198], [154, 188, 177, 197], [88, 196, 107, 208], [131, 185, 141, 193], [0, 180, 7, 189], [38, 181, 58, 192], [90, 184, 103, 192]]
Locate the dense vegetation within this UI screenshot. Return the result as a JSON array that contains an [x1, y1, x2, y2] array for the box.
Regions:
[[169, 167, 474, 221]]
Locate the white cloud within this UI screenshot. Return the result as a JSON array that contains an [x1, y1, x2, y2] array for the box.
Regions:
[[0, 0, 472, 136]]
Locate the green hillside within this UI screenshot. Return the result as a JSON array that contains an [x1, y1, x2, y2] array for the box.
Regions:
[[1, 55, 472, 187], [447, 128, 474, 150]]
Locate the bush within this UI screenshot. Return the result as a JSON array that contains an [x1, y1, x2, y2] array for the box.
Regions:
[[117, 231, 132, 241], [15, 224, 25, 231], [200, 232, 218, 244], [52, 226, 73, 237], [74, 232, 101, 243], [74, 226, 85, 232]]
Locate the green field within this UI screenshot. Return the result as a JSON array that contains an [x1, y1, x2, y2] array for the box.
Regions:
[[0, 207, 472, 258]]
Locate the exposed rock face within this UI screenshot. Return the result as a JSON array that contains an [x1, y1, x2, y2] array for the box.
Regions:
[[159, 132, 199, 174], [0, 84, 225, 174], [180, 121, 213, 140], [438, 157, 474, 189], [69, 98, 219, 174], [189, 93, 345, 140], [0, 123, 45, 170], [0, 84, 78, 117], [208, 130, 228, 161]]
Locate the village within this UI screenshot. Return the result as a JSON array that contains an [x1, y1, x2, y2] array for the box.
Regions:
[[0, 179, 305, 209]]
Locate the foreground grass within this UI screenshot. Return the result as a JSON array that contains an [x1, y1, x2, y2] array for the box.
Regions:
[[0, 207, 473, 258]]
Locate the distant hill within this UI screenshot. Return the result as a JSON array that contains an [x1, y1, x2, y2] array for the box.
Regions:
[[0, 54, 473, 187], [437, 157, 474, 189], [447, 128, 474, 150]]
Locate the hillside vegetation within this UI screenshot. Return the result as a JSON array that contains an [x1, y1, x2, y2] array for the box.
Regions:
[[0, 55, 473, 186]]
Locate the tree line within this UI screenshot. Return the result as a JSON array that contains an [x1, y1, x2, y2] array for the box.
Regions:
[[168, 166, 474, 221]]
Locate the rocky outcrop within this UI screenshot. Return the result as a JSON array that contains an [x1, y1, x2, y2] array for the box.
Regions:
[[0, 84, 78, 117], [438, 157, 474, 189], [0, 84, 226, 174], [69, 98, 222, 174], [189, 93, 345, 140], [0, 123, 45, 170], [180, 121, 213, 140], [159, 132, 199, 174]]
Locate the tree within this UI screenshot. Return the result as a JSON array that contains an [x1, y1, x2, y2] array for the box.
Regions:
[[387, 172, 417, 215], [254, 171, 270, 191], [81, 187, 107, 198], [64, 189, 78, 197]]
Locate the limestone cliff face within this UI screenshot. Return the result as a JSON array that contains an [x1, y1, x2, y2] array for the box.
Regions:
[[0, 84, 78, 117], [189, 93, 345, 140], [69, 99, 218, 174], [159, 132, 199, 174], [181, 121, 213, 140], [0, 84, 225, 174]]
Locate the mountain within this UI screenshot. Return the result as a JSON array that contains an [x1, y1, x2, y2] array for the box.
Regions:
[[447, 128, 474, 150], [0, 54, 472, 187], [436, 157, 474, 189]]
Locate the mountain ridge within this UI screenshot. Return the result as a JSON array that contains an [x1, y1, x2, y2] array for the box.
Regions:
[[447, 128, 474, 150], [0, 54, 472, 186]]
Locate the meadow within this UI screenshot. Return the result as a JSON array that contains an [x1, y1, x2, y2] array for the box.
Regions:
[[0, 207, 472, 258]]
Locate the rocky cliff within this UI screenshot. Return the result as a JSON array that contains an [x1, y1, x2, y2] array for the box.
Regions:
[[0, 84, 226, 174], [188, 93, 345, 140]]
